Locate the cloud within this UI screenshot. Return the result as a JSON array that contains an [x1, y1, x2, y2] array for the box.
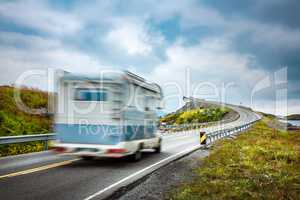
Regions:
[[0, 0, 81, 35], [0, 31, 61, 50], [105, 19, 164, 56], [226, 19, 300, 50], [252, 99, 300, 116], [151, 37, 264, 84], [145, 37, 266, 111], [0, 31, 108, 89], [0, 0, 298, 114], [121, 0, 225, 28], [250, 25, 300, 50], [202, 0, 300, 29]]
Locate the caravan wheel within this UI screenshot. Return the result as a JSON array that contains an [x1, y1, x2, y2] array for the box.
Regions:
[[154, 143, 161, 153], [154, 138, 162, 153], [80, 156, 94, 160], [130, 144, 143, 162]]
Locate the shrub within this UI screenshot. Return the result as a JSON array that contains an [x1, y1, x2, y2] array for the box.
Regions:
[[0, 86, 53, 157], [160, 107, 229, 125]]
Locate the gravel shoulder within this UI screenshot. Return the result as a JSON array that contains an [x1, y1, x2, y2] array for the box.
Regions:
[[112, 149, 210, 200]]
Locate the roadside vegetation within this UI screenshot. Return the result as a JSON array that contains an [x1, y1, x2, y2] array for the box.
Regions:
[[0, 86, 52, 156], [287, 114, 300, 120], [160, 107, 230, 125], [169, 117, 300, 199]]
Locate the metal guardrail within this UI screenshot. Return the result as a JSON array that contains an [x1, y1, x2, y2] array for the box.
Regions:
[[159, 111, 241, 133], [0, 133, 56, 150], [205, 119, 260, 145], [0, 117, 261, 151], [160, 121, 217, 133]]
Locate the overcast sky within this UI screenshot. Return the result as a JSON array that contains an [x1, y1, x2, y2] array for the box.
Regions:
[[0, 0, 299, 115]]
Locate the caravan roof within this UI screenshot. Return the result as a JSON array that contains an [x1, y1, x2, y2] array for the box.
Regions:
[[60, 70, 162, 95]]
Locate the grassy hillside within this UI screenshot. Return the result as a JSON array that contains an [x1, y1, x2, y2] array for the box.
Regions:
[[287, 114, 300, 120], [169, 118, 300, 199], [0, 86, 52, 156], [160, 107, 230, 125]]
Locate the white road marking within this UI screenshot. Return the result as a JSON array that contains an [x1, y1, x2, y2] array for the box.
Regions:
[[83, 144, 201, 200]]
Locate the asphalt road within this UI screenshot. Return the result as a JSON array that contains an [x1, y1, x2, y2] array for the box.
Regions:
[[0, 106, 259, 200]]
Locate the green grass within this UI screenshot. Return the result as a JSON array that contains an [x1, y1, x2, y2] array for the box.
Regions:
[[169, 118, 300, 200], [0, 86, 52, 136], [161, 107, 229, 125], [0, 86, 52, 156]]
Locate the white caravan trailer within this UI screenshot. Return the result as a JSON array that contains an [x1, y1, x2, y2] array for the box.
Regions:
[[53, 71, 163, 161]]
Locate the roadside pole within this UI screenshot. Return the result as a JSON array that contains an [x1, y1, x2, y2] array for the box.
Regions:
[[200, 131, 207, 145]]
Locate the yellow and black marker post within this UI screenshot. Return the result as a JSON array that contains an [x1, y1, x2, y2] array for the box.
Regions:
[[200, 131, 207, 145]]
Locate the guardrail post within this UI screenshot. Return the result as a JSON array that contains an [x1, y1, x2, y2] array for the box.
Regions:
[[207, 135, 211, 144], [200, 131, 207, 145], [44, 140, 48, 150]]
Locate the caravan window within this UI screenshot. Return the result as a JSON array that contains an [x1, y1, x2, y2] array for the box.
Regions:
[[74, 88, 107, 101]]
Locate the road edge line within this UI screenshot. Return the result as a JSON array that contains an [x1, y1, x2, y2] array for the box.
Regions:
[[83, 144, 202, 200]]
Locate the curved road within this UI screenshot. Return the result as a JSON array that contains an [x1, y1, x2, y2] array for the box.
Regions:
[[0, 105, 259, 200]]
